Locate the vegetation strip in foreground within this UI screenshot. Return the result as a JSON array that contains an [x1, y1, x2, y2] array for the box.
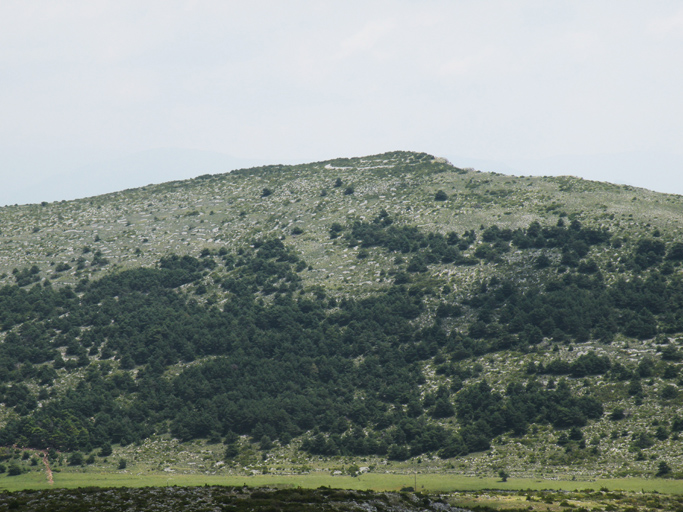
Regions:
[[1, 484, 683, 512], [0, 485, 465, 512]]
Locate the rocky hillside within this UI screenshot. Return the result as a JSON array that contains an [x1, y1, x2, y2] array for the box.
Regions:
[[1, 151, 683, 480]]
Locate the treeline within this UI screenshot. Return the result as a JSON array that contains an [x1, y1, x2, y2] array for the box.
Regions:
[[338, 213, 611, 270], [302, 378, 602, 460], [530, 351, 612, 378], [462, 259, 683, 353], [341, 210, 477, 267]]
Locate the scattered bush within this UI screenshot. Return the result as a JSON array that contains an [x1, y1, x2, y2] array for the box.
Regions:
[[656, 461, 672, 477], [224, 444, 239, 459], [660, 385, 678, 400], [68, 452, 84, 466], [609, 408, 625, 421]]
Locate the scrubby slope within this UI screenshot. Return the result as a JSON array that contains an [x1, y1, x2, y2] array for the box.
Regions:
[[1, 151, 683, 480]]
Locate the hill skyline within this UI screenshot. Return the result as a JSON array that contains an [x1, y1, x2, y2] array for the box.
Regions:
[[2, 147, 683, 207]]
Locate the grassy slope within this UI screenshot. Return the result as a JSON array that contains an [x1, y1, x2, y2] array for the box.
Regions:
[[2, 470, 683, 495]]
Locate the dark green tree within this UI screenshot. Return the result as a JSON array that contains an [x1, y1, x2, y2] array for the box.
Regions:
[[656, 461, 672, 477]]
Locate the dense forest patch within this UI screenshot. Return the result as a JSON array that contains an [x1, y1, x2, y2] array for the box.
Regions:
[[1, 214, 682, 466]]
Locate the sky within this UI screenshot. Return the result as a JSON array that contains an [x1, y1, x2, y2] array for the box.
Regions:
[[1, 1, 683, 205]]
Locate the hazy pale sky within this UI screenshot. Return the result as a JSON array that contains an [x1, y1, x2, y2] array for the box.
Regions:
[[1, 1, 683, 205]]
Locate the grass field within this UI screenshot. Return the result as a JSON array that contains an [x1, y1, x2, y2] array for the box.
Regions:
[[1, 470, 681, 495]]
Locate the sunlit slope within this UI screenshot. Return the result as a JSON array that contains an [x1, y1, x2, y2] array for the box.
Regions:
[[1, 151, 683, 480]]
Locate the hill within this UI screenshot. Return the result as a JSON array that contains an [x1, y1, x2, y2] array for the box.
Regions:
[[1, 151, 683, 481]]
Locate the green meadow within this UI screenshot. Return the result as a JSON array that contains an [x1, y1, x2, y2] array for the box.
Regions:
[[1, 471, 681, 495]]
